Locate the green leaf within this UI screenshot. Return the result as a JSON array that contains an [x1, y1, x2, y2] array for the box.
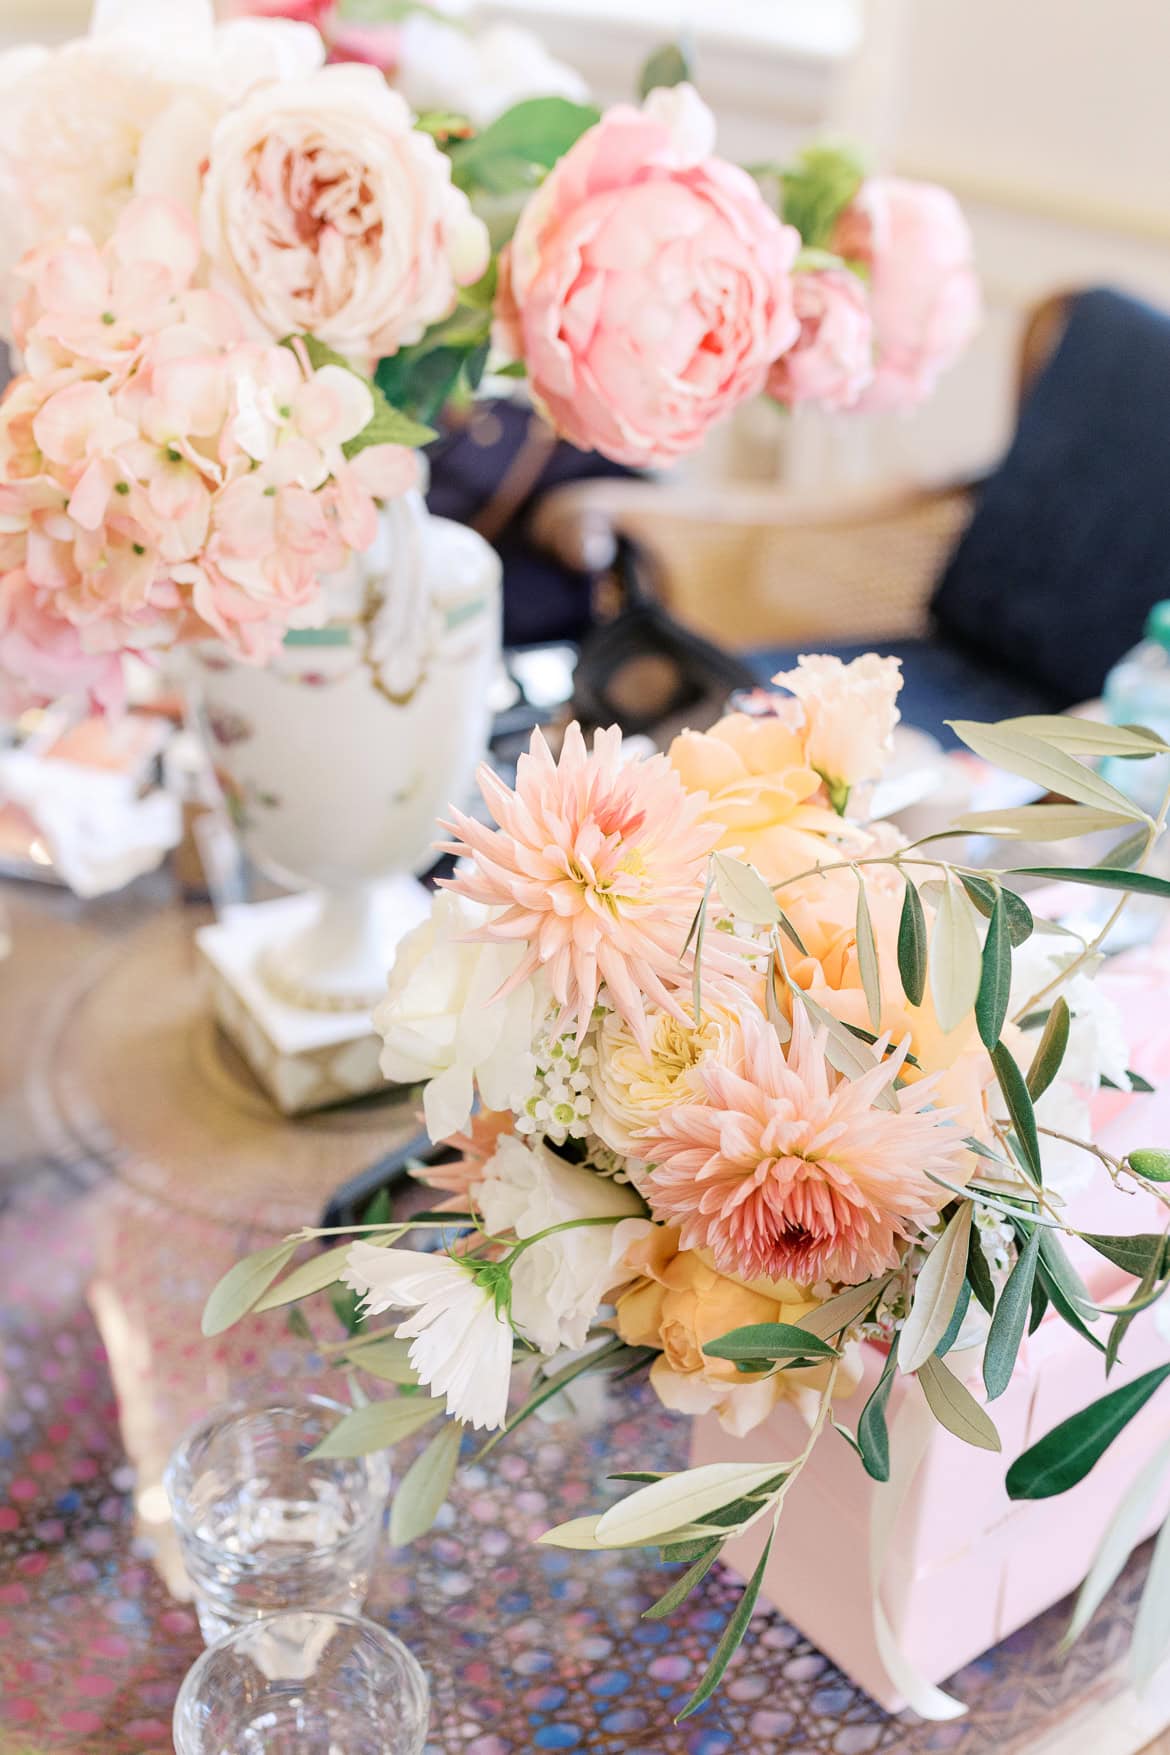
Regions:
[[676, 1529, 774, 1720], [935, 1279, 973, 1357], [991, 1042, 1043, 1184], [966, 1224, 996, 1316], [975, 893, 1012, 1049], [712, 851, 780, 927], [310, 1396, 444, 1459], [918, 1354, 1002, 1451], [702, 1323, 839, 1363], [390, 1420, 461, 1546], [1081, 1232, 1169, 1280], [1038, 1229, 1096, 1316], [1037, 1257, 1105, 1353], [643, 1541, 722, 1620], [1029, 1271, 1050, 1335], [897, 878, 927, 1007], [1106, 1243, 1166, 1374], [595, 1462, 784, 1549], [998, 715, 1170, 758], [945, 804, 1138, 839], [1099, 825, 1152, 869], [854, 873, 882, 1030], [1065, 1439, 1170, 1649], [795, 990, 898, 1110], [947, 721, 1149, 820], [930, 878, 983, 1034], [449, 97, 601, 194], [1026, 997, 1071, 1101], [796, 1275, 892, 1340], [344, 396, 437, 457], [899, 1203, 974, 1373], [858, 1342, 899, 1481], [1129, 1148, 1170, 1183], [959, 873, 1035, 946], [253, 1242, 361, 1313], [780, 143, 866, 250], [348, 1336, 420, 1385], [1007, 1365, 1170, 1499], [1007, 866, 1170, 898], [638, 39, 692, 97], [983, 1227, 1041, 1400], [202, 1240, 298, 1338]]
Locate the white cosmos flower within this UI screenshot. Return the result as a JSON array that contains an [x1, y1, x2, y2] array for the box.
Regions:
[[342, 1243, 514, 1432], [373, 892, 547, 1141], [475, 1136, 649, 1355]]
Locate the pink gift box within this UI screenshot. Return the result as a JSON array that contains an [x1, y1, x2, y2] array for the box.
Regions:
[[689, 936, 1170, 1713]]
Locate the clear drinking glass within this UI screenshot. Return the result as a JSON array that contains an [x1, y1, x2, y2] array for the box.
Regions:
[[166, 1396, 390, 1645], [173, 1610, 430, 1755]]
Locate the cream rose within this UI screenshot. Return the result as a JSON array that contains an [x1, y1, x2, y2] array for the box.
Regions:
[[592, 1003, 728, 1161], [201, 64, 490, 363]]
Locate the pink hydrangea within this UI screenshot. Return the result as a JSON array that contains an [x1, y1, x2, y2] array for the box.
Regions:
[[0, 195, 416, 709], [497, 84, 801, 467]]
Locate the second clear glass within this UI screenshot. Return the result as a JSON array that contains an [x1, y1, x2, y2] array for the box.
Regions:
[[166, 1395, 390, 1645]]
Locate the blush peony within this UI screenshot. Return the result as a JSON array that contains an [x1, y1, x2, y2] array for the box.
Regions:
[[767, 266, 875, 412], [201, 63, 490, 364], [640, 1003, 968, 1286], [833, 176, 981, 412], [497, 84, 801, 466]]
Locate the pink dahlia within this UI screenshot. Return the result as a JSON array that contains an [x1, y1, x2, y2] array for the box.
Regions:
[[442, 723, 734, 1053], [641, 1004, 967, 1286]]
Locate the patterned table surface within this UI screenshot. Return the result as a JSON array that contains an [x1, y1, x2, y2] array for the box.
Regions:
[[0, 881, 1161, 1755]]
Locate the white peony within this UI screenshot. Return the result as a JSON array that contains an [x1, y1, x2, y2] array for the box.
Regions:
[[475, 1135, 648, 1355], [1001, 937, 1131, 1196], [373, 892, 547, 1142], [343, 1242, 514, 1431], [0, 0, 323, 327], [394, 17, 589, 129], [201, 64, 490, 361]]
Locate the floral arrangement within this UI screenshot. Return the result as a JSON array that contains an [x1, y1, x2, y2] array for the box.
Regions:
[[0, 0, 978, 712], [209, 661, 1170, 1717]]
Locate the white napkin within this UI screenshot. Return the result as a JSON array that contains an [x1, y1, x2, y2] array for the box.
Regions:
[[0, 748, 181, 899]]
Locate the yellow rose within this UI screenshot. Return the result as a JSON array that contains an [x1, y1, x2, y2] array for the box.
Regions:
[[669, 712, 859, 882], [614, 1227, 836, 1437]]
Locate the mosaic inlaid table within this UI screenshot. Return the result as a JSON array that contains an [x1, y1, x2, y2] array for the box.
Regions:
[[1, 880, 1168, 1755]]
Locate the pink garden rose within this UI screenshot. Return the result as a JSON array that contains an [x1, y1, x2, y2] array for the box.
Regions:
[[497, 84, 801, 467], [766, 267, 874, 412], [833, 176, 981, 412], [0, 196, 416, 710], [200, 63, 489, 365]]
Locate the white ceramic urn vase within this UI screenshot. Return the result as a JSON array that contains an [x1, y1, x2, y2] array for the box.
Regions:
[[190, 491, 501, 1012]]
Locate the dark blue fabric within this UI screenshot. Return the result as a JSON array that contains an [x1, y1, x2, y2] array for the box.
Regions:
[[750, 639, 1061, 749], [930, 288, 1170, 705]]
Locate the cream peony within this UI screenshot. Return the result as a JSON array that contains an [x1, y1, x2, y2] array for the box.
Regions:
[[374, 892, 546, 1143], [201, 64, 490, 362], [475, 1134, 647, 1354], [0, 0, 323, 325], [772, 652, 903, 798]]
